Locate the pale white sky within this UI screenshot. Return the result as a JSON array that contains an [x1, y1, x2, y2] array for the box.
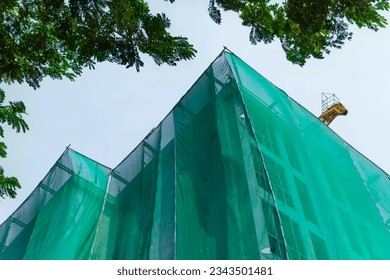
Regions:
[[1, 1, 390, 224]]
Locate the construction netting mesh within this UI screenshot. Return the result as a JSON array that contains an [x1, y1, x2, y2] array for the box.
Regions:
[[1, 51, 390, 260]]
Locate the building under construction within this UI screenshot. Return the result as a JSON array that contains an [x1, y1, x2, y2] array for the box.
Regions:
[[1, 50, 390, 260]]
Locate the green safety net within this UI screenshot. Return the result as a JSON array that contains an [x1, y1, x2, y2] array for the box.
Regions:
[[1, 50, 390, 260], [0, 149, 111, 259]]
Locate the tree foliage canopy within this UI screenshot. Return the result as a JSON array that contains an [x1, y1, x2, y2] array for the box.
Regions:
[[0, 0, 196, 199], [0, 0, 196, 90], [208, 0, 389, 65], [0, 88, 28, 199]]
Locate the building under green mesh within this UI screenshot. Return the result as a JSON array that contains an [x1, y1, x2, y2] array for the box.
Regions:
[[1, 50, 390, 260]]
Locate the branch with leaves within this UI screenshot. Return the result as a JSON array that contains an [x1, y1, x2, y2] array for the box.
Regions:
[[208, 0, 389, 65], [0, 0, 196, 200], [0, 88, 28, 199], [0, 0, 196, 90]]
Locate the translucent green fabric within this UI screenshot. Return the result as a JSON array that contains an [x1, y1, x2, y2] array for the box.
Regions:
[[1, 51, 389, 259], [0, 149, 111, 259]]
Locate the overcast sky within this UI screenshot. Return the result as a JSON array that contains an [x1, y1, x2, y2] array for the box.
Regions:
[[1, 1, 390, 224]]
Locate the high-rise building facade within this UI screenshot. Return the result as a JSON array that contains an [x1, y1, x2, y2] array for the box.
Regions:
[[1, 51, 389, 259]]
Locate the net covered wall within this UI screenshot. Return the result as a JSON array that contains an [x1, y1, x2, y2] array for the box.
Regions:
[[225, 53, 390, 259], [1, 51, 389, 260], [0, 149, 111, 259]]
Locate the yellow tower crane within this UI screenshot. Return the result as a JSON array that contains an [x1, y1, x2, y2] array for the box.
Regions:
[[319, 93, 348, 126]]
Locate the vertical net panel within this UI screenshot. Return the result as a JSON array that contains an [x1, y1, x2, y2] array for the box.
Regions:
[[346, 146, 390, 257], [0, 150, 73, 259], [106, 142, 156, 259], [88, 174, 123, 259], [21, 149, 110, 259], [149, 113, 176, 259], [0, 187, 46, 259], [226, 52, 390, 259], [291, 97, 390, 259], [92, 118, 176, 260], [108, 143, 146, 259], [173, 53, 284, 259], [226, 52, 311, 259], [173, 59, 225, 259], [118, 142, 158, 259], [348, 147, 390, 231]]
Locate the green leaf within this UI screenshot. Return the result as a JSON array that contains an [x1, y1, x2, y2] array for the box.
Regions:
[[0, 142, 7, 158], [211, 0, 389, 65], [0, 165, 21, 199]]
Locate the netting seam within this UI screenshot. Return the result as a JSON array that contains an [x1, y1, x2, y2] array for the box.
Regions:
[[89, 172, 112, 259], [343, 141, 390, 232], [224, 51, 290, 260]]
